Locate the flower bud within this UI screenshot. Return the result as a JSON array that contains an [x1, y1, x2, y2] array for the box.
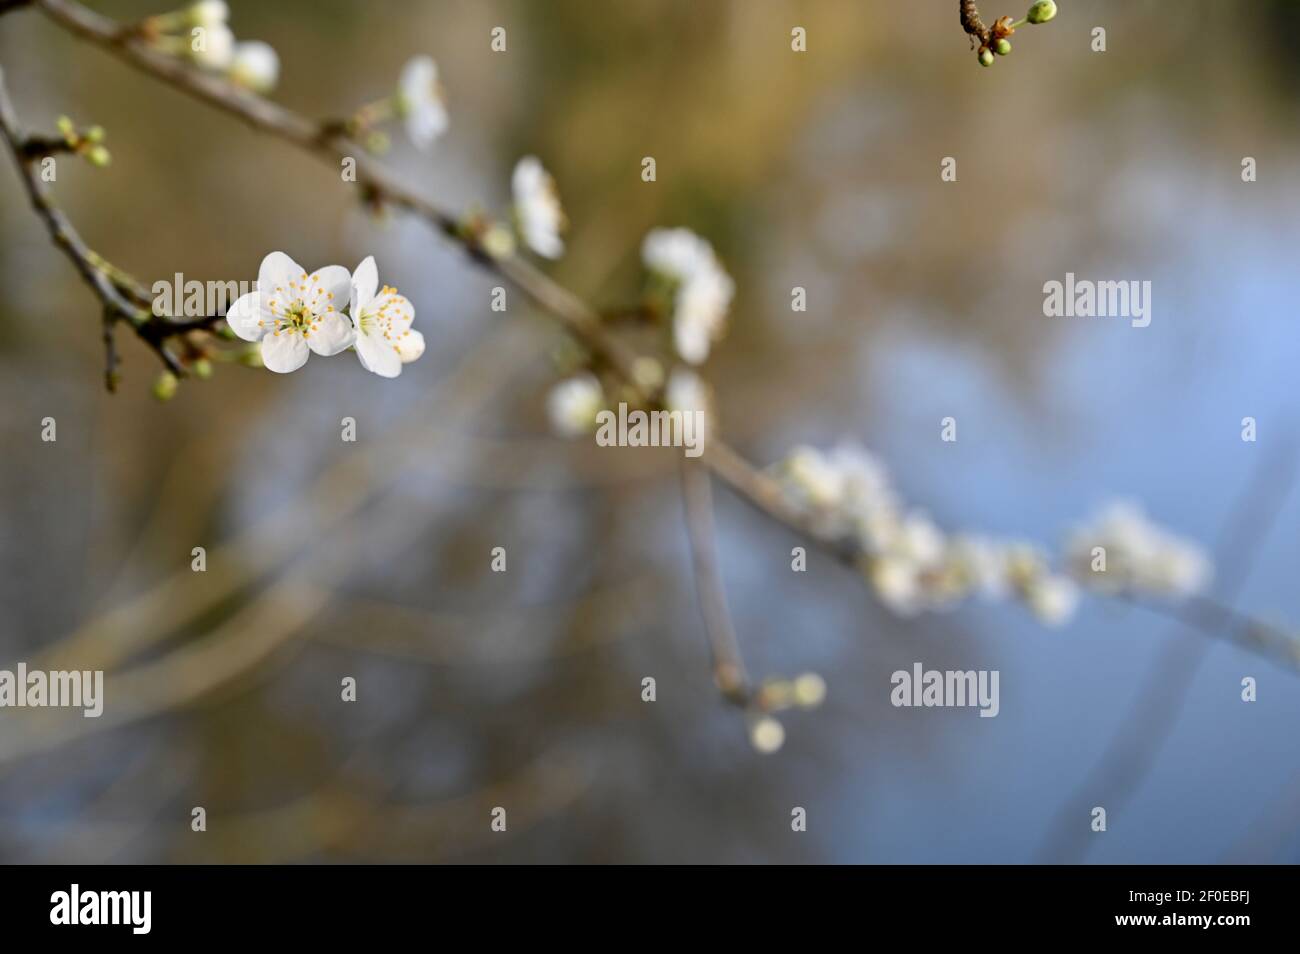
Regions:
[[84, 144, 111, 167], [481, 222, 517, 259], [748, 716, 785, 755], [192, 357, 213, 379], [978, 47, 995, 67], [793, 672, 827, 708], [229, 40, 280, 94], [185, 1, 230, 30], [995, 38, 1012, 55], [1027, 0, 1057, 24], [152, 371, 178, 401]]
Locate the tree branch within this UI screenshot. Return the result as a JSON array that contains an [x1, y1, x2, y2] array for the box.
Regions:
[[0, 64, 223, 379], [20, 0, 1300, 684]]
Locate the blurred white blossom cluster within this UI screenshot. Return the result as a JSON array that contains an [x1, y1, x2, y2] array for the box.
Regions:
[[394, 56, 448, 149], [770, 442, 1214, 625], [547, 367, 713, 441], [546, 227, 729, 442], [1065, 502, 1211, 598], [642, 228, 736, 365], [771, 442, 1082, 625], [144, 1, 279, 92], [512, 156, 566, 259]]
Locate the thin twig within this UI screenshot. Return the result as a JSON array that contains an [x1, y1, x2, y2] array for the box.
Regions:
[[680, 459, 750, 705], [100, 305, 120, 391], [0, 64, 221, 378]]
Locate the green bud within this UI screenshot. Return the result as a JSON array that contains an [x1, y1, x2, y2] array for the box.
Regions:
[[239, 346, 264, 368], [56, 115, 76, 143], [84, 125, 106, 144], [364, 130, 390, 155], [192, 358, 213, 379], [481, 223, 516, 259], [995, 38, 1012, 55], [84, 144, 111, 167], [978, 47, 995, 67], [1027, 0, 1057, 24], [152, 371, 178, 401]]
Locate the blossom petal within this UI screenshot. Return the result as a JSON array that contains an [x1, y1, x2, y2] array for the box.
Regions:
[[406, 103, 447, 149], [351, 256, 378, 312], [400, 56, 436, 98], [225, 290, 265, 342], [512, 156, 543, 198], [674, 316, 710, 364], [395, 328, 424, 364], [307, 264, 351, 309], [258, 251, 303, 299], [261, 331, 309, 373], [354, 329, 402, 378], [308, 309, 355, 357]]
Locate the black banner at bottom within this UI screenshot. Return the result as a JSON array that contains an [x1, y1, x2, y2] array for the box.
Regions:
[[0, 864, 1283, 940]]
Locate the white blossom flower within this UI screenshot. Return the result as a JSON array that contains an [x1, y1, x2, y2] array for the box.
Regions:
[[225, 252, 354, 373], [828, 442, 894, 513], [792, 673, 827, 708], [949, 535, 1011, 600], [748, 715, 785, 754], [869, 553, 923, 616], [396, 56, 448, 149], [1066, 501, 1211, 597], [512, 156, 565, 259], [229, 40, 280, 93], [189, 22, 235, 70], [642, 227, 713, 278], [185, 0, 229, 28], [641, 227, 734, 365], [1026, 574, 1080, 627], [776, 441, 897, 544], [348, 256, 423, 378], [783, 445, 848, 511], [665, 367, 713, 448], [548, 373, 604, 437], [896, 512, 946, 566]]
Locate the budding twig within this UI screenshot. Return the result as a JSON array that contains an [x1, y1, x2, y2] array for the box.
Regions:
[[680, 459, 751, 706], [0, 67, 189, 377]]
